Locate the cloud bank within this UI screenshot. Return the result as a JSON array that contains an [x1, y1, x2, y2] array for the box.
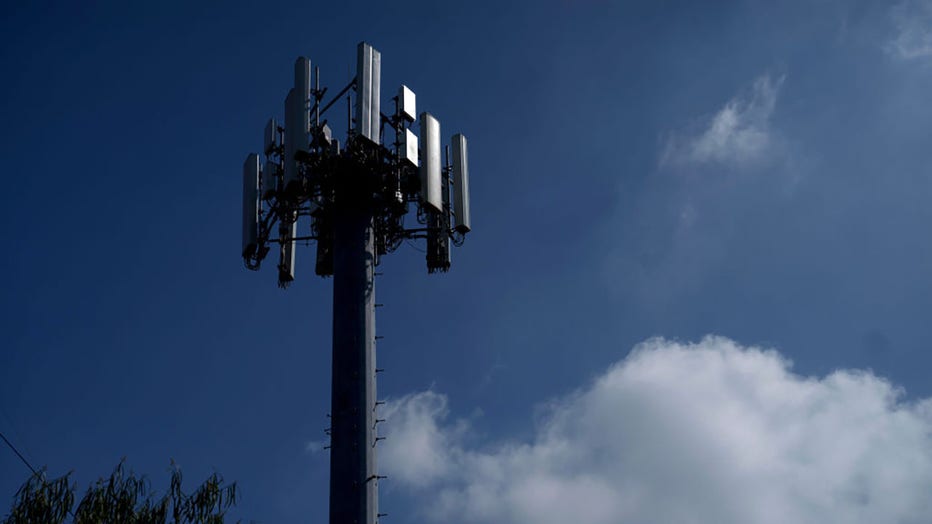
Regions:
[[381, 336, 932, 524], [661, 75, 784, 169]]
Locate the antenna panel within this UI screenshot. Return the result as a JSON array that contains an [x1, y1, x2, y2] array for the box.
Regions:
[[283, 89, 308, 190], [264, 118, 278, 155], [451, 134, 471, 233], [242, 153, 260, 259], [295, 57, 311, 136], [398, 85, 416, 122], [402, 128, 418, 166], [283, 89, 296, 189], [263, 160, 279, 197], [295, 58, 310, 102], [418, 112, 442, 212], [284, 58, 314, 212], [355, 42, 381, 143]]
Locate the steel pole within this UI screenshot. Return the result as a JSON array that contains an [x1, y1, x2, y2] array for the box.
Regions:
[[329, 196, 378, 524]]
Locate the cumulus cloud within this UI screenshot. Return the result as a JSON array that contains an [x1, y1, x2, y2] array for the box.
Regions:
[[887, 0, 932, 60], [661, 75, 784, 169], [381, 336, 932, 524]]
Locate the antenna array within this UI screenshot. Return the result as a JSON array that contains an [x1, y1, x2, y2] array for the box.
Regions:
[[241, 42, 471, 286], [239, 42, 471, 524]]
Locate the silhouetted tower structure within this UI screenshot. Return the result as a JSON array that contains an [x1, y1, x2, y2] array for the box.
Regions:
[[240, 42, 471, 524]]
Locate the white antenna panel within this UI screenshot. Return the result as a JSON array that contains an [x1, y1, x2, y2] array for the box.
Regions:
[[295, 57, 311, 134], [451, 134, 470, 233], [242, 153, 260, 258], [283, 89, 296, 188], [355, 42, 381, 143], [264, 117, 278, 155], [398, 85, 416, 122], [403, 128, 418, 166], [283, 89, 308, 190], [418, 112, 442, 212]]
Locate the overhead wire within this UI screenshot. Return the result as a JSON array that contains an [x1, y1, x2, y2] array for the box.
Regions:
[[0, 406, 34, 466], [0, 429, 38, 477], [2, 428, 77, 518]]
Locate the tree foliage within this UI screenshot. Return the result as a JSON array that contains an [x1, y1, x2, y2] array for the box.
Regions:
[[3, 460, 238, 524]]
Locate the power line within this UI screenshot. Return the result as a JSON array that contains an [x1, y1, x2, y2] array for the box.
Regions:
[[2, 428, 77, 519], [0, 429, 38, 477]]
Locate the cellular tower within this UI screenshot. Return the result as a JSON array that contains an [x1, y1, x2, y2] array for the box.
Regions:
[[240, 42, 471, 524]]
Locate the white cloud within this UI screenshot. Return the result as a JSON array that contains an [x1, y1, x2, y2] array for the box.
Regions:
[[661, 75, 784, 169], [378, 391, 457, 488], [887, 0, 932, 60], [381, 336, 932, 524]]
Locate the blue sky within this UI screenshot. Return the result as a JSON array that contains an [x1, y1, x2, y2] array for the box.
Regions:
[[2, 1, 932, 522]]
